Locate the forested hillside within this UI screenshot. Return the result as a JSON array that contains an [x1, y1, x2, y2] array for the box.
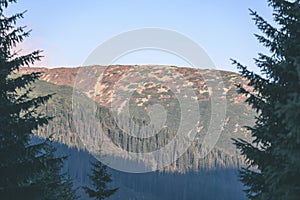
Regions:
[[21, 65, 255, 199]]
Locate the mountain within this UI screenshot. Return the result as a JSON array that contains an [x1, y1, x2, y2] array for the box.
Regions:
[[19, 65, 254, 199]]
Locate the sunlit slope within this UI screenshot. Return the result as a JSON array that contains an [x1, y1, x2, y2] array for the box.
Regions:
[[24, 65, 255, 172]]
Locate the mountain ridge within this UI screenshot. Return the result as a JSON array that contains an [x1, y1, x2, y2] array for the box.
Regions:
[[17, 65, 253, 199], [19, 65, 254, 171]]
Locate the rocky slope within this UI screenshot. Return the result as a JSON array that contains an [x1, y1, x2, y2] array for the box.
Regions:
[[18, 65, 254, 199]]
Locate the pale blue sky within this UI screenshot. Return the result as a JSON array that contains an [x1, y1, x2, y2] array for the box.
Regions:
[[6, 0, 273, 72]]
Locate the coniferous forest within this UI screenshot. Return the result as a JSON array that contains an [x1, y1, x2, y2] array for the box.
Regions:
[[0, 0, 299, 199]]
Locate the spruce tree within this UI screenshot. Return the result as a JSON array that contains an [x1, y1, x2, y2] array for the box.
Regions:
[[0, 0, 77, 199], [233, 0, 300, 199], [84, 160, 118, 200]]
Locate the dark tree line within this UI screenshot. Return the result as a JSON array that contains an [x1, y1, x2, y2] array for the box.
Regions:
[[84, 160, 118, 200], [0, 0, 77, 199], [233, 0, 300, 199], [0, 1, 116, 199]]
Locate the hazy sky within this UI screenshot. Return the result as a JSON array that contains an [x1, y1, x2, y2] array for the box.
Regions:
[[6, 0, 273, 72]]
